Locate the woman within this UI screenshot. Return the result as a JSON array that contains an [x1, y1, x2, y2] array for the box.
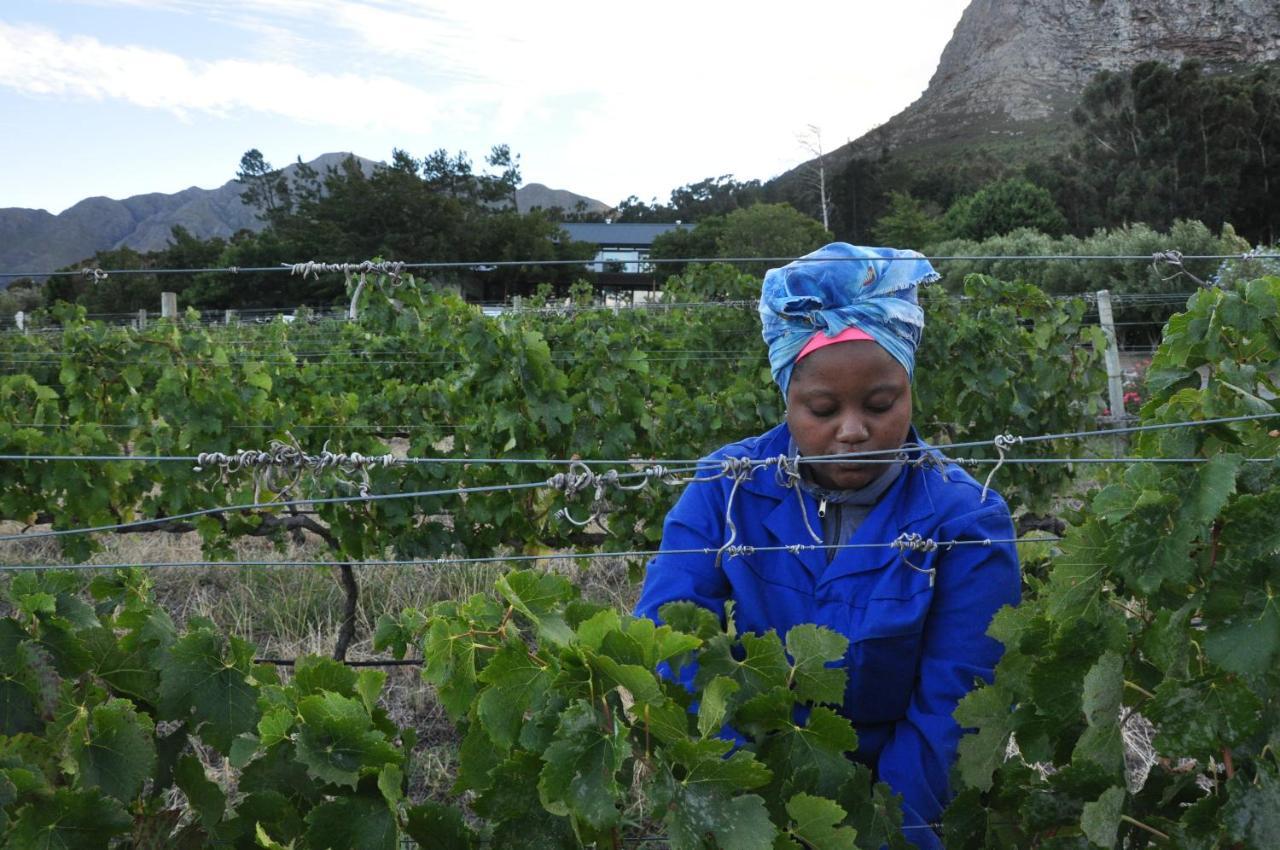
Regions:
[[635, 243, 1021, 850]]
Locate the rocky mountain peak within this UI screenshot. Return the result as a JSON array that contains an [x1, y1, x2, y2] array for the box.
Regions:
[[799, 0, 1280, 174]]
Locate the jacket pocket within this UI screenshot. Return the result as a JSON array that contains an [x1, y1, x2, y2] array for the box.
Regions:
[[842, 597, 928, 724]]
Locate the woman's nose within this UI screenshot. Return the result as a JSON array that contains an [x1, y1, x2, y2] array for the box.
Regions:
[[835, 415, 870, 444]]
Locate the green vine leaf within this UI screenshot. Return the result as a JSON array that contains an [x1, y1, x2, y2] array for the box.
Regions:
[[537, 700, 629, 829], [1079, 786, 1124, 848], [8, 787, 132, 849], [475, 641, 551, 749], [496, 570, 577, 647], [157, 626, 259, 755], [1223, 766, 1280, 848], [698, 676, 741, 739], [666, 788, 776, 850], [1204, 600, 1280, 677], [175, 754, 226, 829], [783, 792, 858, 850], [70, 697, 157, 803], [293, 692, 400, 789], [303, 792, 397, 850], [1148, 676, 1264, 758], [786, 625, 849, 705], [403, 800, 476, 849], [1072, 652, 1124, 775]]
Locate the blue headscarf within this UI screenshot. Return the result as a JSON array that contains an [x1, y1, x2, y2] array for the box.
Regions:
[[759, 243, 938, 397]]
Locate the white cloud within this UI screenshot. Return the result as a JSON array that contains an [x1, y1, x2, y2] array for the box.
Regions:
[[0, 21, 455, 132], [0, 1, 971, 210]]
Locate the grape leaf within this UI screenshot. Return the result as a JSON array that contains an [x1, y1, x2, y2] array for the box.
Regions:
[[659, 600, 724, 641], [1223, 766, 1280, 847], [476, 641, 551, 749], [294, 692, 401, 789], [784, 792, 857, 850], [304, 792, 397, 850], [80, 628, 155, 704], [759, 707, 860, 801], [71, 698, 157, 802], [1204, 601, 1280, 677], [8, 788, 131, 849], [473, 750, 578, 848], [157, 628, 258, 754], [423, 616, 479, 720], [404, 800, 476, 849], [786, 625, 849, 705], [697, 631, 790, 700], [377, 763, 403, 808], [0, 679, 42, 736], [538, 700, 628, 829], [1141, 606, 1192, 679], [292, 655, 357, 698], [228, 733, 259, 769], [666, 787, 776, 850], [1149, 676, 1263, 758], [257, 708, 294, 748], [698, 676, 740, 739], [1073, 652, 1123, 775], [356, 669, 386, 716], [1079, 786, 1124, 849], [668, 738, 772, 792], [575, 609, 621, 651], [590, 654, 663, 707], [175, 754, 225, 829], [954, 683, 1016, 792], [496, 570, 576, 647]]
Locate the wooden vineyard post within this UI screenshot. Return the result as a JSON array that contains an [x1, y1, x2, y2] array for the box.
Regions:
[[1096, 289, 1129, 454], [161, 292, 178, 319]]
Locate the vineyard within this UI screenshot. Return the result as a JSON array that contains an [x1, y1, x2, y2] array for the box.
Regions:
[[0, 263, 1277, 849]]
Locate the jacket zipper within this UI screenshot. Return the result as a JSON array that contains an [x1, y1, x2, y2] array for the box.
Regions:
[[818, 496, 827, 518]]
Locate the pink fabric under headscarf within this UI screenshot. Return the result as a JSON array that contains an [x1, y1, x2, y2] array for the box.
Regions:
[[795, 325, 874, 363]]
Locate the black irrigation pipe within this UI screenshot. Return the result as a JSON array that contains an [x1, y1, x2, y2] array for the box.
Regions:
[[255, 657, 423, 667]]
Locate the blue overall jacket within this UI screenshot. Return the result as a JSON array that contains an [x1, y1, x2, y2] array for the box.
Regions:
[[635, 423, 1021, 849]]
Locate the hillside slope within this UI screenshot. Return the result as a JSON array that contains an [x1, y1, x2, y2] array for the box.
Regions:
[[0, 155, 605, 280], [775, 0, 1280, 187]]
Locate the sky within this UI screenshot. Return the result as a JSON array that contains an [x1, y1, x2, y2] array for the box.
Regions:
[[0, 0, 971, 215]]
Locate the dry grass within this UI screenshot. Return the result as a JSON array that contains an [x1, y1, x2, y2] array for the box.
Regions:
[[0, 518, 645, 802]]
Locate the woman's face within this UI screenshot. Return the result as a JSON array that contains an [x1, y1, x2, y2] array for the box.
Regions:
[[785, 340, 912, 490]]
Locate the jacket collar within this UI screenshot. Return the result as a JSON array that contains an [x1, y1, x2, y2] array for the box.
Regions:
[[743, 424, 940, 582]]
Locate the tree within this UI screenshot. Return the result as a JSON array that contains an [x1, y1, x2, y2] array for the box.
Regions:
[[668, 175, 762, 221], [649, 218, 724, 274], [796, 125, 833, 231], [870, 192, 944, 249], [0, 279, 44, 317], [235, 149, 289, 222], [828, 155, 888, 244], [612, 195, 671, 222], [649, 203, 830, 283], [714, 203, 832, 265], [942, 178, 1067, 241], [1043, 60, 1280, 242]]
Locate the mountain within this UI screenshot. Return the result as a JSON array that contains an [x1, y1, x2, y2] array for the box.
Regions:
[[776, 0, 1280, 185], [0, 155, 605, 281], [514, 183, 610, 216]]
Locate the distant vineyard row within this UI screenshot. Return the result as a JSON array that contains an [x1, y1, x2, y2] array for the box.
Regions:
[[1, 271, 1278, 847]]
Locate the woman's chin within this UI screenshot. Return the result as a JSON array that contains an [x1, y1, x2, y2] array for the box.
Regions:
[[816, 463, 880, 490]]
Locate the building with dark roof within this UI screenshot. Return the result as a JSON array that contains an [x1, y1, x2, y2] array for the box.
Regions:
[[560, 222, 694, 277]]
